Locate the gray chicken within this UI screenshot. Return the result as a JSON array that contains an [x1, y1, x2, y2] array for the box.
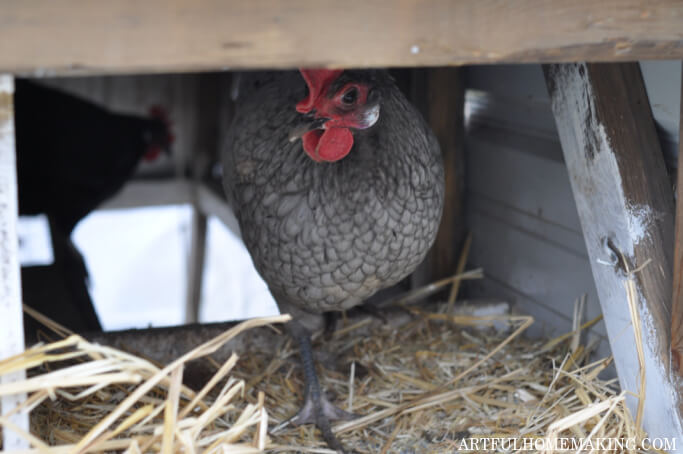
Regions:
[[222, 69, 444, 452]]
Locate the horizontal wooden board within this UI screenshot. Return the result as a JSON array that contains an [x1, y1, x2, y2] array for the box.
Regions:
[[467, 136, 584, 233], [468, 192, 588, 258], [468, 207, 603, 326], [1, 1, 683, 75], [99, 180, 194, 210]]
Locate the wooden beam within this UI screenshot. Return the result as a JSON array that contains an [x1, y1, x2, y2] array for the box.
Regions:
[[672, 62, 683, 379], [184, 74, 223, 324], [196, 184, 242, 240], [0, 75, 29, 449], [99, 180, 194, 210], [185, 207, 207, 324], [1, 1, 683, 75], [413, 68, 466, 287], [99, 179, 241, 241], [427, 68, 466, 281], [544, 63, 682, 440]]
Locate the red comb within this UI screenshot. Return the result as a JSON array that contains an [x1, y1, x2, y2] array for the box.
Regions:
[[148, 105, 175, 145], [296, 69, 343, 113]]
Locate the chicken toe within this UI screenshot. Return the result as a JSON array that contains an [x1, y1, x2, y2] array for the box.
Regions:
[[287, 320, 359, 453]]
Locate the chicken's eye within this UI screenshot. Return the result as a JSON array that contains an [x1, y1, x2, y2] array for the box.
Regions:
[[341, 88, 358, 105]]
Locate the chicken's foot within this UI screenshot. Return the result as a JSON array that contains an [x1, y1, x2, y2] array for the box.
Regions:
[[286, 320, 358, 454]]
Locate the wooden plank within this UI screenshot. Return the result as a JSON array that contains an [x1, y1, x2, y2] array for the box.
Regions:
[[428, 68, 466, 280], [1, 1, 683, 75], [100, 180, 241, 238], [0, 75, 29, 449], [196, 184, 241, 239], [468, 204, 603, 331], [544, 63, 682, 440], [411, 68, 466, 287], [672, 62, 683, 377], [464, 93, 609, 356], [185, 207, 207, 323], [99, 180, 193, 210], [184, 74, 223, 323], [467, 135, 583, 235]]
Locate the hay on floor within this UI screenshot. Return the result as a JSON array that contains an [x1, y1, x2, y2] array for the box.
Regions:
[[0, 273, 661, 453]]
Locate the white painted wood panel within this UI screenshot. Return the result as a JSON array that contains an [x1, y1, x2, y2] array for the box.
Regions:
[[0, 74, 28, 449], [545, 62, 681, 444]]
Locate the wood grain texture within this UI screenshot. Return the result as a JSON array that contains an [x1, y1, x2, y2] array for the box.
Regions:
[[465, 120, 608, 356], [410, 68, 466, 287], [544, 62, 681, 440], [185, 74, 224, 323], [425, 68, 466, 281], [0, 75, 29, 449], [672, 62, 683, 376], [1, 1, 682, 75], [185, 208, 207, 323], [99, 180, 194, 210]]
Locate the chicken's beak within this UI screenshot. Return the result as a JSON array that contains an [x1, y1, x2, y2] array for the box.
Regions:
[[288, 117, 327, 142]]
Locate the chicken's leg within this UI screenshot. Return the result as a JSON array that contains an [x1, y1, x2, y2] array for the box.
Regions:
[[286, 320, 357, 453]]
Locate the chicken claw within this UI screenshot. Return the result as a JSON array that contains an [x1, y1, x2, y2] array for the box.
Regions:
[[287, 320, 359, 453]]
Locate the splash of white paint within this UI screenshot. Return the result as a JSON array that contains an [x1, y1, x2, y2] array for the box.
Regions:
[[549, 63, 683, 443], [626, 203, 653, 246], [638, 296, 683, 437]]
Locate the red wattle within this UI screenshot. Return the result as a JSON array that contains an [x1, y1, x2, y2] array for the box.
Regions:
[[302, 130, 324, 161], [301, 128, 353, 162]]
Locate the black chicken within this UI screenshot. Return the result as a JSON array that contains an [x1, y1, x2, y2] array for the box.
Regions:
[[15, 79, 173, 234], [223, 69, 444, 451], [15, 79, 173, 337]]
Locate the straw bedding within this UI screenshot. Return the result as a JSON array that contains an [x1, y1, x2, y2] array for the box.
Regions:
[[0, 273, 662, 453]]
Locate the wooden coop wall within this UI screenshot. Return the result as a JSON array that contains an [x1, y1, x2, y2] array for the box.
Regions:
[[463, 61, 682, 364]]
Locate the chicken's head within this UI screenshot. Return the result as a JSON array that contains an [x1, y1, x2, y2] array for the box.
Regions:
[[144, 105, 174, 162], [291, 69, 380, 163]]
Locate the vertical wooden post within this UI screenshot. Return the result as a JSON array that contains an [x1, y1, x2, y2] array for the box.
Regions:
[[0, 74, 29, 448], [184, 74, 223, 323], [412, 68, 466, 287], [671, 62, 683, 382], [185, 207, 207, 323], [544, 63, 682, 440]]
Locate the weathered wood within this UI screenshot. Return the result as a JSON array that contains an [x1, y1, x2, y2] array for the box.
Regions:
[[544, 63, 682, 440], [0, 75, 28, 448], [184, 74, 224, 323], [671, 62, 683, 378], [99, 180, 194, 210], [413, 68, 466, 286], [1, 1, 683, 75], [196, 184, 241, 239], [428, 68, 466, 280], [84, 298, 504, 388], [185, 208, 207, 323]]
